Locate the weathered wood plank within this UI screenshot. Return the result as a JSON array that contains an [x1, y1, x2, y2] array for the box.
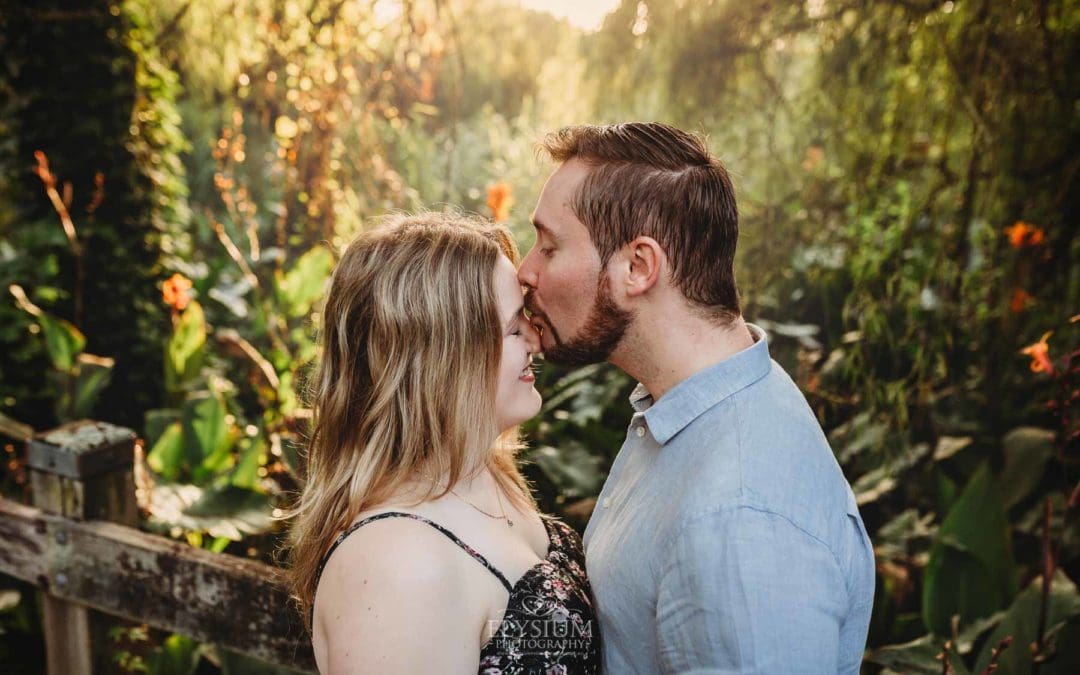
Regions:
[[0, 498, 47, 585], [42, 594, 93, 675], [0, 498, 315, 672], [30, 419, 140, 675]]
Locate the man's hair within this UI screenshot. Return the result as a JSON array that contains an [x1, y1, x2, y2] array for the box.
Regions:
[[540, 122, 740, 322]]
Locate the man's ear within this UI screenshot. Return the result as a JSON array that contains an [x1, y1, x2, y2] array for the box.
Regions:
[[621, 236, 664, 298]]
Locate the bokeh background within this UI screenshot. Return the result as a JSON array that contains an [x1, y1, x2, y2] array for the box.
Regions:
[[0, 1, 1077, 672]]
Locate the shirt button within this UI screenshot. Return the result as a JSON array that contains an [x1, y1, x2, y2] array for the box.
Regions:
[[602, 497, 612, 508], [635, 426, 646, 438]]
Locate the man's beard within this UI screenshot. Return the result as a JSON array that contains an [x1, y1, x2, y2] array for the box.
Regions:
[[525, 275, 634, 367]]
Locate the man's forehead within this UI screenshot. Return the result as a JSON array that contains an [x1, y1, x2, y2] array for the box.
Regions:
[[533, 160, 590, 232]]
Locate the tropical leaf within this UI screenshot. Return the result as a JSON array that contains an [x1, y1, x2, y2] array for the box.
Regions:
[[147, 483, 274, 540], [147, 421, 185, 481], [973, 571, 1080, 675], [166, 301, 206, 392], [998, 427, 1055, 510], [181, 393, 234, 481], [37, 312, 85, 371], [923, 464, 1018, 634]]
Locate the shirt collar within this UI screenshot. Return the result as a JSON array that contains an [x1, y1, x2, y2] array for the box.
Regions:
[[629, 323, 772, 445]]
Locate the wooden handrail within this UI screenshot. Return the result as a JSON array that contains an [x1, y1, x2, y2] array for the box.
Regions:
[[5, 419, 315, 673]]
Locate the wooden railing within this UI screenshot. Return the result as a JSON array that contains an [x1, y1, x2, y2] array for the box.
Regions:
[[0, 420, 315, 674]]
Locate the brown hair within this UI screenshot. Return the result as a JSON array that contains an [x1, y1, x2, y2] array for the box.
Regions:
[[540, 122, 740, 322], [286, 212, 533, 629]]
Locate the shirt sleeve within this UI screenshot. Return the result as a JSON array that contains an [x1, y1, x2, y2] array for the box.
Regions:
[[656, 506, 849, 674]]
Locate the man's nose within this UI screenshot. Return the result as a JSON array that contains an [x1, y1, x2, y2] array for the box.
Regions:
[[518, 248, 538, 289]]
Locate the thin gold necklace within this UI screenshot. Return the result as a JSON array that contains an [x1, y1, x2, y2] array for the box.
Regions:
[[448, 487, 514, 528]]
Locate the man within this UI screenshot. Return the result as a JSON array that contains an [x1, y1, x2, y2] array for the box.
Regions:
[[518, 122, 875, 674]]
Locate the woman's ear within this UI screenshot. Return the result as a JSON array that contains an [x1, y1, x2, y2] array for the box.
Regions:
[[621, 236, 664, 298]]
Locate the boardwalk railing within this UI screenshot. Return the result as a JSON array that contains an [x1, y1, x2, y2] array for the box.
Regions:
[[0, 419, 315, 674]]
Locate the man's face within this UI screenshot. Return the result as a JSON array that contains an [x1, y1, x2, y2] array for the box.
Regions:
[[518, 159, 634, 366]]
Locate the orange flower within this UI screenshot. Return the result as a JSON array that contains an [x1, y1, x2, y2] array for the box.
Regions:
[[1009, 288, 1032, 313], [486, 181, 514, 222], [1020, 331, 1054, 375], [162, 273, 193, 312], [802, 145, 825, 171], [1005, 221, 1046, 249]]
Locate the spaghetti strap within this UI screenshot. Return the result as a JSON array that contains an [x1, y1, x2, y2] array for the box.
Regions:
[[312, 511, 514, 623]]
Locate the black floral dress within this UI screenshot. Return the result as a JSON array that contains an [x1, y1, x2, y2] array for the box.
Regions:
[[313, 511, 602, 674]]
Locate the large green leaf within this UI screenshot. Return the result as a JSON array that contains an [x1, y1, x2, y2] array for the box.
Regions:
[[923, 463, 1018, 634], [973, 571, 1080, 675], [181, 393, 233, 481], [146, 483, 274, 540], [166, 301, 206, 391], [181, 485, 274, 540], [230, 437, 264, 490], [37, 312, 85, 371], [147, 421, 185, 481], [144, 408, 182, 450], [276, 246, 332, 318], [998, 427, 1055, 510]]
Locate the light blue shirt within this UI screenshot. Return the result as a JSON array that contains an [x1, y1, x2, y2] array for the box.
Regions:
[[583, 324, 875, 674]]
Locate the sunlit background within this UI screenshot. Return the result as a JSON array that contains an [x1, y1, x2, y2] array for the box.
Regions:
[[1, 1, 1077, 673]]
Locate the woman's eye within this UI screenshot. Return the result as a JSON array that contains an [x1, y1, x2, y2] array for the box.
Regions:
[[541, 247, 554, 257]]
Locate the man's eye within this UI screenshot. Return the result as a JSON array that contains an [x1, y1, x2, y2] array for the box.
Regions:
[[541, 247, 555, 257]]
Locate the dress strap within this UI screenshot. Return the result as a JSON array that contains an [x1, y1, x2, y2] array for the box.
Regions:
[[313, 511, 514, 605]]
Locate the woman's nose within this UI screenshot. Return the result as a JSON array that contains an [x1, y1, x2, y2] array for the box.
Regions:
[[524, 318, 541, 353]]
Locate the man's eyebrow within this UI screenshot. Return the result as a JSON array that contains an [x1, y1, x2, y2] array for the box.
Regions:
[[531, 218, 557, 240]]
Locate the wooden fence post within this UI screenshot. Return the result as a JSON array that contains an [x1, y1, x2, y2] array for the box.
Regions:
[[27, 419, 137, 675]]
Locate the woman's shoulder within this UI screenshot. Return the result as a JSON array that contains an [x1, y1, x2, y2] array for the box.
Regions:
[[321, 509, 462, 579], [313, 509, 472, 620]]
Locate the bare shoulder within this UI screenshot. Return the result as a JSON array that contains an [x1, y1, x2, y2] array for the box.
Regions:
[[313, 514, 480, 673], [314, 514, 469, 616]]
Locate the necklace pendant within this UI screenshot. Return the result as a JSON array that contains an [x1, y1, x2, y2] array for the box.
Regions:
[[507, 518, 514, 527]]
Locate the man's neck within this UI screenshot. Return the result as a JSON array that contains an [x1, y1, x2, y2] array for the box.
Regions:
[[612, 314, 755, 401]]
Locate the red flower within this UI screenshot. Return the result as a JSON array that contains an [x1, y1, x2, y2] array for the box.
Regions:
[[1009, 288, 1032, 313]]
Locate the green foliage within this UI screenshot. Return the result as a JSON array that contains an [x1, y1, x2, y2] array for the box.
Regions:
[[275, 246, 333, 318], [165, 300, 207, 394], [2, 1, 1078, 673], [923, 464, 1017, 635]]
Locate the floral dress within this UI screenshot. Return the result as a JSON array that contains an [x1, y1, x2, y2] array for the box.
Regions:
[[313, 511, 602, 674]]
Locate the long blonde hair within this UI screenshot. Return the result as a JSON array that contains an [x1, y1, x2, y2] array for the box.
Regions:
[[287, 212, 534, 626]]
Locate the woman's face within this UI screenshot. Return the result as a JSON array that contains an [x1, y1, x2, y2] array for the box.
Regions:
[[493, 255, 543, 431]]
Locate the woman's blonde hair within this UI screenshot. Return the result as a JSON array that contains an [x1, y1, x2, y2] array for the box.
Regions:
[[286, 212, 534, 627]]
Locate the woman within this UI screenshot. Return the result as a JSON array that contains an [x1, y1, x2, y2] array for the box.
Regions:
[[288, 213, 601, 674]]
